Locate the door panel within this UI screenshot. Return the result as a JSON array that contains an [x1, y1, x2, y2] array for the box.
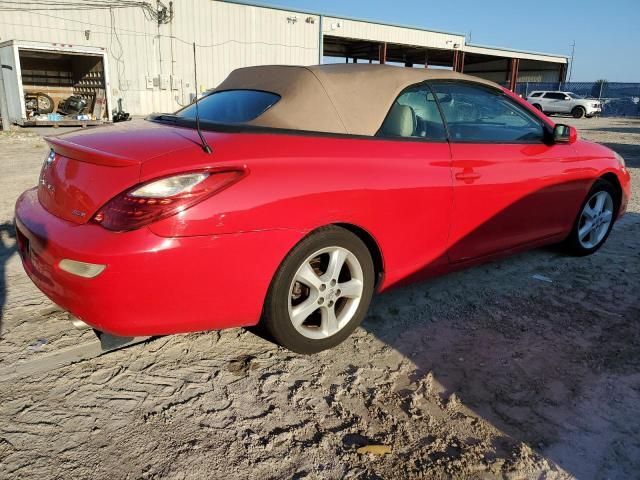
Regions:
[[448, 142, 585, 262], [544, 97, 561, 113], [428, 81, 589, 263]]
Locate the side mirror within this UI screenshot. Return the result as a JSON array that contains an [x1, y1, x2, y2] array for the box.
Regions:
[[553, 124, 578, 144]]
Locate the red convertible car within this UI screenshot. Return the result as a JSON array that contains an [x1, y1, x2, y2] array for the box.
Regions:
[[15, 64, 630, 353]]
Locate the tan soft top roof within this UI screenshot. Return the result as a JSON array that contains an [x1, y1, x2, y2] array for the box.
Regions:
[[214, 64, 501, 136]]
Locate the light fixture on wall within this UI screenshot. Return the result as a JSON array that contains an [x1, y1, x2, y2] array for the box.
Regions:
[[85, 29, 91, 40], [286, 16, 298, 24]]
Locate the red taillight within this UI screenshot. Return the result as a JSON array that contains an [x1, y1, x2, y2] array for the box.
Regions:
[[93, 169, 245, 231]]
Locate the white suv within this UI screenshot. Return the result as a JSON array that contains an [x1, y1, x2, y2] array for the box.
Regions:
[[526, 91, 602, 118]]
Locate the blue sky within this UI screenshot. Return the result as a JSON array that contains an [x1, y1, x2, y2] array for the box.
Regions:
[[261, 0, 639, 82]]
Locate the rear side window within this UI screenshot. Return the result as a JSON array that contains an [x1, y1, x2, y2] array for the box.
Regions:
[[530, 92, 542, 97], [177, 89, 280, 123], [543, 92, 566, 100], [377, 84, 446, 141]]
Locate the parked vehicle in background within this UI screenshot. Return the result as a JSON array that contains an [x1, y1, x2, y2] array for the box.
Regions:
[[527, 91, 602, 118], [15, 65, 631, 354]]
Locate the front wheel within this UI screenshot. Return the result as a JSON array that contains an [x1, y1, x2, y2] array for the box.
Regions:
[[572, 106, 586, 118], [262, 226, 375, 354], [563, 179, 617, 256]]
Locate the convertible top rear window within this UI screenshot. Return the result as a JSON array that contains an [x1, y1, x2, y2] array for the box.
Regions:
[[176, 89, 281, 124]]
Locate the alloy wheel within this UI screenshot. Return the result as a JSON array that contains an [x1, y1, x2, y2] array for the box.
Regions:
[[577, 190, 614, 249], [288, 246, 364, 340]]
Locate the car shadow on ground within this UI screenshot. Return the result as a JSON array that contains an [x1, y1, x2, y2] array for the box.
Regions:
[[0, 222, 17, 334], [361, 208, 640, 478]]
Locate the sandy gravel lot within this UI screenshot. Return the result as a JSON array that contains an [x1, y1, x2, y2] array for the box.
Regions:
[[1, 117, 639, 479]]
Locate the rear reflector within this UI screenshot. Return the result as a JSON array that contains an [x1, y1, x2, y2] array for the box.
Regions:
[[59, 259, 106, 278]]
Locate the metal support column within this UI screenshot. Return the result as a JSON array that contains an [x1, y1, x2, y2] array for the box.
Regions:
[[379, 42, 387, 64], [508, 58, 520, 92], [457, 51, 465, 73], [0, 64, 10, 131], [318, 15, 323, 64]]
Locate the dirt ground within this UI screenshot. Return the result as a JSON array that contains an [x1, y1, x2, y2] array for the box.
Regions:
[[1, 117, 639, 480]]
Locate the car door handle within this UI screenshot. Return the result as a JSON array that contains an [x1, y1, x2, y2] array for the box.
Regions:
[[455, 171, 481, 182]]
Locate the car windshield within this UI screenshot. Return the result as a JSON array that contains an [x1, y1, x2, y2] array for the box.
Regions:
[[176, 89, 281, 123], [566, 93, 584, 99]]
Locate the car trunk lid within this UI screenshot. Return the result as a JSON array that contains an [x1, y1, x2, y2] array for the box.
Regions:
[[38, 121, 205, 224]]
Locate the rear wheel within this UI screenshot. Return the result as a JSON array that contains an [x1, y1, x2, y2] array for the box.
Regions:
[[262, 226, 375, 354], [572, 106, 586, 118], [563, 179, 617, 256]]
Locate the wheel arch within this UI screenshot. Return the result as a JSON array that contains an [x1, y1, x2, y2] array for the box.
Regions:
[[333, 222, 385, 289], [572, 105, 586, 115], [599, 172, 623, 214]]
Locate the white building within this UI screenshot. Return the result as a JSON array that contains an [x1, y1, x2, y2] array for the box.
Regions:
[[0, 0, 568, 118]]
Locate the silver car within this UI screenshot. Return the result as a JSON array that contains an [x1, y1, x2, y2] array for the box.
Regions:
[[526, 91, 602, 118]]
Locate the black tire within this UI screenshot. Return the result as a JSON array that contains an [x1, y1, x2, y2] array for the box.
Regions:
[[563, 179, 618, 256], [532, 103, 543, 112], [572, 106, 586, 119], [261, 226, 375, 354]]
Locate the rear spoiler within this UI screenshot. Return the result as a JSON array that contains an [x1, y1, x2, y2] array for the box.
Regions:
[[45, 136, 138, 167]]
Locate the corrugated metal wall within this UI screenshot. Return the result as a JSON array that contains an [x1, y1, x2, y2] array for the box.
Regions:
[[0, 1, 320, 115]]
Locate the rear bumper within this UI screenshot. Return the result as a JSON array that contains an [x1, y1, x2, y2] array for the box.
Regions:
[[15, 188, 304, 336]]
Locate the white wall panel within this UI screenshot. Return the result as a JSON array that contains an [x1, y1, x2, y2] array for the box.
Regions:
[[0, 0, 319, 115]]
